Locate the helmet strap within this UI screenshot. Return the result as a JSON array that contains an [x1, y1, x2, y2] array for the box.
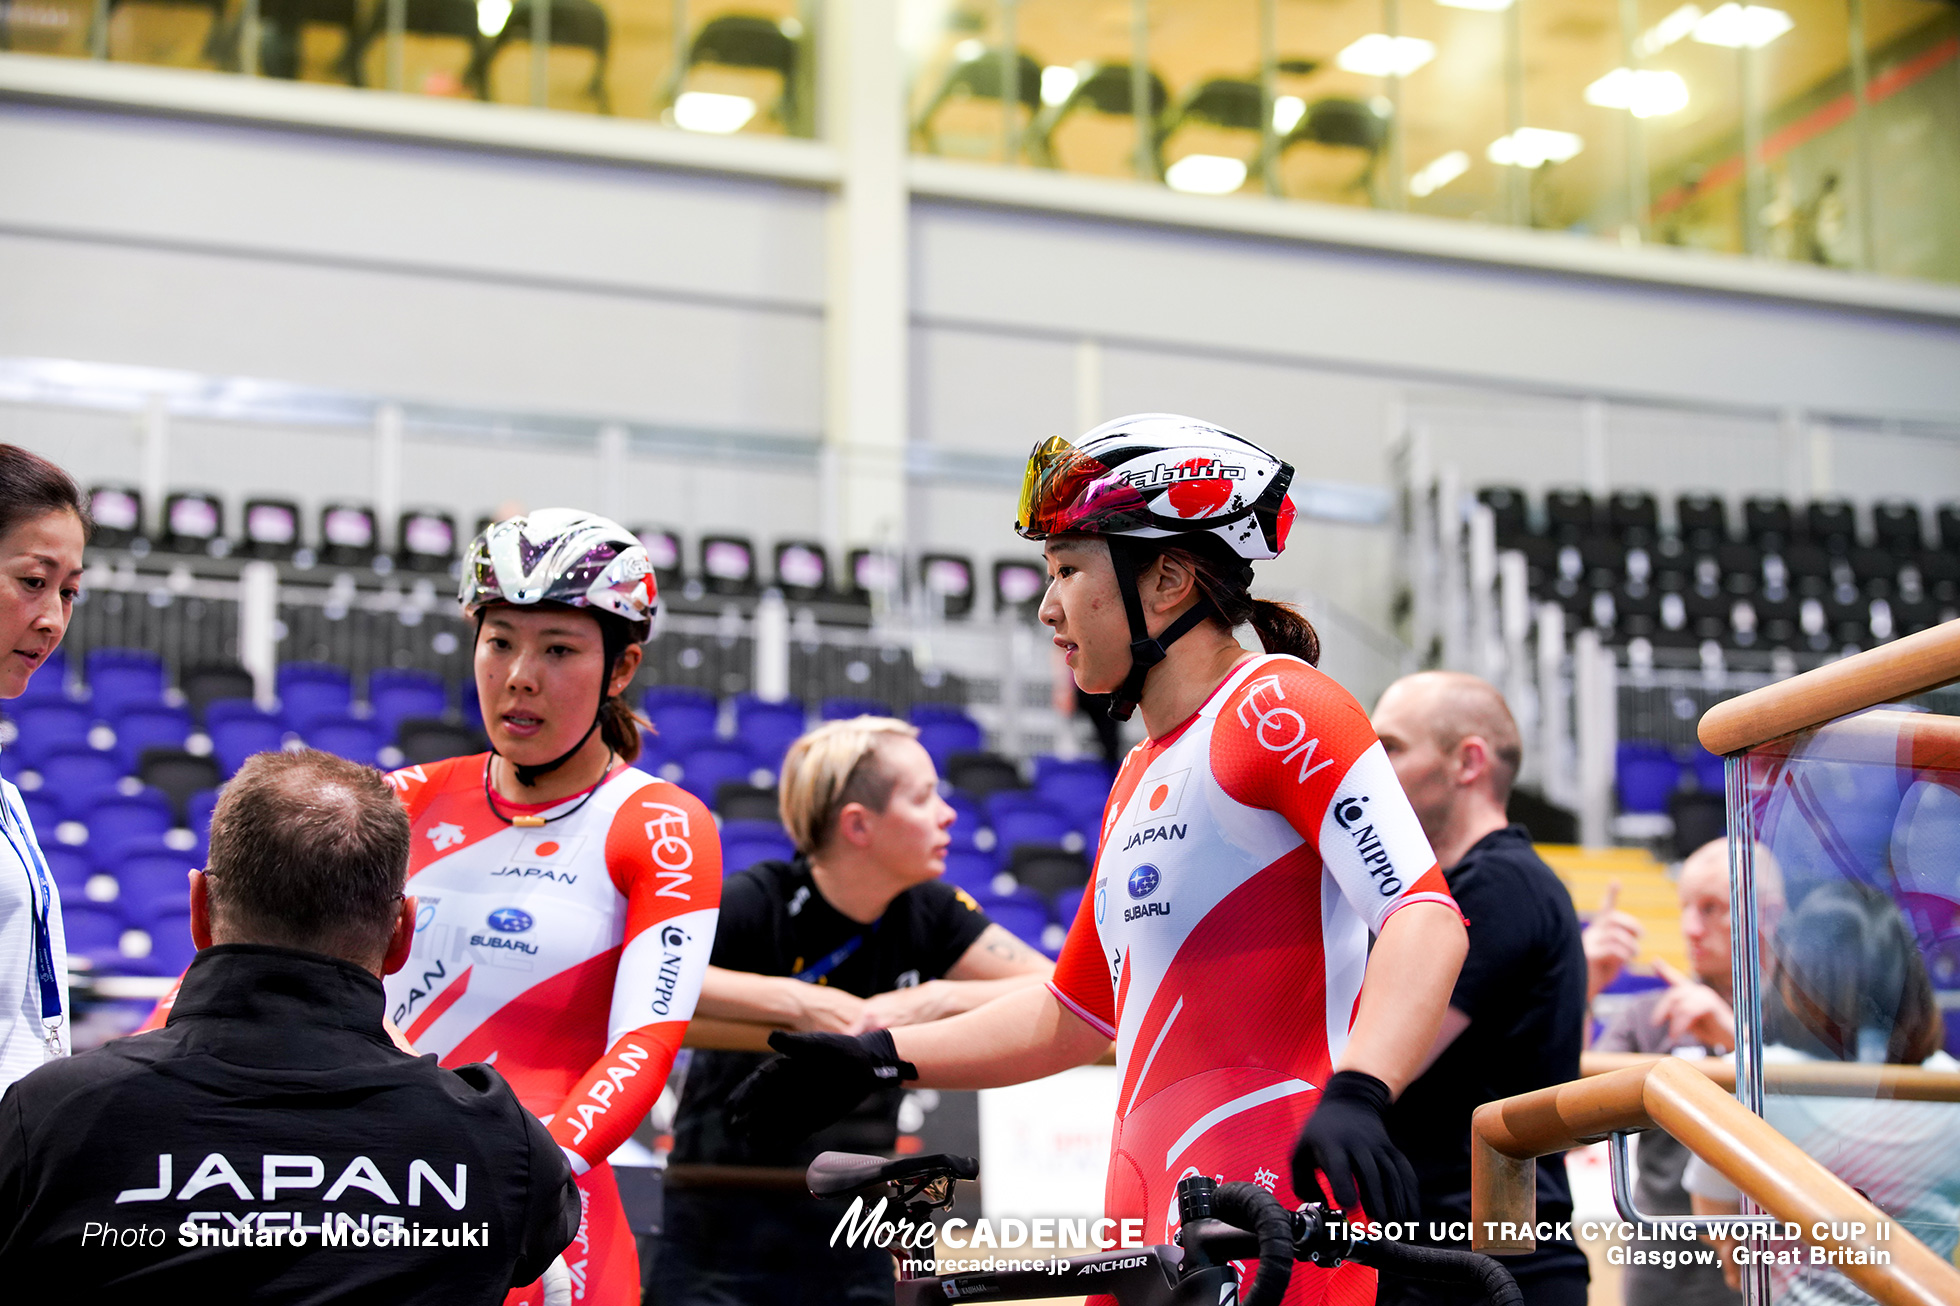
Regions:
[[1104, 537, 1219, 723], [476, 610, 624, 789]]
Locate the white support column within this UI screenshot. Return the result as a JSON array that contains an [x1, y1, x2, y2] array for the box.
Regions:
[[752, 587, 790, 702], [1406, 421, 1436, 662], [1499, 549, 1536, 787], [1779, 406, 1808, 503], [1536, 601, 1574, 811], [1573, 627, 1616, 849], [1436, 462, 1464, 671], [1807, 419, 1834, 498], [1073, 337, 1103, 436], [597, 423, 629, 524], [1468, 502, 1499, 681], [823, 0, 908, 555], [238, 560, 281, 708], [374, 403, 404, 552], [1580, 397, 1610, 497], [140, 395, 169, 536]]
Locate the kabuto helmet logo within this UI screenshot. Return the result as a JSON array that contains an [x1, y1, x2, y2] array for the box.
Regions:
[[1333, 796, 1368, 830]]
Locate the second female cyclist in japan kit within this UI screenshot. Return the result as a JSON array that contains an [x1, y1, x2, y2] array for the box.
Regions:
[[730, 416, 1469, 1306]]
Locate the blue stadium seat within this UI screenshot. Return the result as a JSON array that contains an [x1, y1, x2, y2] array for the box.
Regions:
[[138, 906, 197, 976], [13, 648, 69, 705], [305, 715, 383, 767], [994, 808, 1076, 858], [1054, 885, 1086, 927], [914, 716, 984, 771], [278, 663, 354, 733], [41, 845, 91, 900], [80, 790, 174, 858], [17, 792, 60, 842], [908, 703, 972, 724], [6, 701, 92, 768], [60, 903, 123, 970], [458, 675, 481, 728], [113, 704, 193, 772], [1615, 743, 1681, 815], [369, 669, 447, 737], [940, 849, 997, 896], [206, 698, 279, 731], [674, 744, 760, 804], [1685, 745, 1725, 794], [210, 711, 287, 777], [721, 832, 796, 874], [820, 697, 892, 721], [1035, 766, 1113, 831], [38, 746, 124, 819], [1031, 755, 1113, 787], [733, 696, 806, 770], [186, 787, 219, 843], [643, 687, 719, 752], [975, 891, 1049, 952], [115, 846, 199, 920], [84, 649, 166, 721]]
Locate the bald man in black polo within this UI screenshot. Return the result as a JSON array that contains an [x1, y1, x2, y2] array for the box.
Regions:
[[1369, 672, 1590, 1306]]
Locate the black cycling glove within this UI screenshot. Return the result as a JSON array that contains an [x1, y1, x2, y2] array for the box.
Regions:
[[1290, 1070, 1420, 1223], [727, 1029, 918, 1150]]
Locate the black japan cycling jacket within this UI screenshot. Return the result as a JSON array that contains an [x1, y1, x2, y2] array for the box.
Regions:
[[0, 943, 579, 1302]]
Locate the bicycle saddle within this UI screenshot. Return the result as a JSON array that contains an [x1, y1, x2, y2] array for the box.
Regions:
[[805, 1151, 979, 1198]]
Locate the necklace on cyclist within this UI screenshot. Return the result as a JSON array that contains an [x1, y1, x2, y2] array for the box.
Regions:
[[482, 754, 613, 827]]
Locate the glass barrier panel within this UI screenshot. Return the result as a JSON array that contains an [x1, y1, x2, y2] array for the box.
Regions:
[[1151, 0, 1263, 199], [906, 0, 1039, 165], [1639, 0, 1749, 254], [1018, 0, 1151, 180], [1736, 705, 1960, 1306], [1520, 0, 1633, 234], [104, 0, 228, 70], [1752, 0, 1856, 270], [1271, 0, 1391, 208], [662, 0, 813, 136], [1397, 0, 1514, 225], [1, 0, 96, 58], [1859, 0, 1960, 283]]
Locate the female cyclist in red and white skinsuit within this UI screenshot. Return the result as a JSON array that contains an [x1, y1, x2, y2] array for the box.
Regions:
[[393, 511, 720, 1306], [137, 511, 718, 1305], [730, 416, 1468, 1306]]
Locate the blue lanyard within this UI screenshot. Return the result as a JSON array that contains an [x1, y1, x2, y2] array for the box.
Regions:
[[791, 920, 881, 985], [0, 786, 65, 1053]]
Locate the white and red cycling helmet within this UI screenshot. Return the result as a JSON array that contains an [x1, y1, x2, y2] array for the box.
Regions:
[[459, 509, 657, 785], [1015, 414, 1296, 719]]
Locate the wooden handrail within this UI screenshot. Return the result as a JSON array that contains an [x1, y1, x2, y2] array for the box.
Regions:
[[1580, 1051, 1960, 1103], [1471, 1058, 1960, 1306], [1698, 618, 1960, 755], [683, 1017, 1119, 1065]]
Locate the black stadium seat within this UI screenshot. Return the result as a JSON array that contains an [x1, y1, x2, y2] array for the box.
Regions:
[[1871, 500, 1923, 552], [1937, 503, 1960, 552], [1476, 486, 1530, 545], [1544, 488, 1595, 538], [944, 751, 1023, 801], [1607, 489, 1657, 541], [1675, 492, 1727, 548], [1804, 497, 1856, 549], [396, 718, 486, 765], [714, 783, 780, 824], [1744, 494, 1794, 546]]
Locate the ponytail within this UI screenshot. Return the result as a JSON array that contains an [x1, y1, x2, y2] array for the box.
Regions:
[[1147, 539, 1321, 667], [600, 694, 649, 764], [1247, 598, 1321, 666]]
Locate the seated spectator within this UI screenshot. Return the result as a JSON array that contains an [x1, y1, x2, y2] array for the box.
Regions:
[[654, 716, 1052, 1306], [1587, 839, 1785, 1306], [1371, 671, 1589, 1306], [0, 750, 579, 1301], [1687, 880, 1958, 1303]]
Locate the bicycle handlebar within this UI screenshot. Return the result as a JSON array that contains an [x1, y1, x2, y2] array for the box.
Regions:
[[1183, 1182, 1295, 1306], [1346, 1238, 1524, 1306]]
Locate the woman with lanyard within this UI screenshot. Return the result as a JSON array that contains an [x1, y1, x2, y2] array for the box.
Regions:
[[0, 445, 89, 1096], [656, 716, 1053, 1305], [375, 510, 722, 1306], [732, 416, 1468, 1306]]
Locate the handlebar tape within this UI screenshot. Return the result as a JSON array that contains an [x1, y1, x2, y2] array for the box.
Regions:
[[1345, 1239, 1524, 1306], [1210, 1183, 1295, 1306]]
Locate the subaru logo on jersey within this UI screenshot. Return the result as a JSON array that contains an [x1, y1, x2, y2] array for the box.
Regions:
[[487, 907, 533, 934], [1127, 769, 1190, 827], [1127, 864, 1161, 899]]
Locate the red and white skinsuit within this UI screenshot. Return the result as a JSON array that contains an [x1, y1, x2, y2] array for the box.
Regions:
[[1047, 655, 1456, 1306], [385, 755, 719, 1305]]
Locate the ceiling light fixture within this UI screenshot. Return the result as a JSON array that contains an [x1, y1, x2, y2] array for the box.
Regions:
[[1636, 3, 1702, 56], [1584, 67, 1691, 116], [1040, 64, 1079, 106], [1409, 150, 1471, 197], [1487, 127, 1583, 167], [1335, 34, 1437, 78], [1165, 154, 1249, 195], [674, 92, 758, 133], [1691, 3, 1793, 48]]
